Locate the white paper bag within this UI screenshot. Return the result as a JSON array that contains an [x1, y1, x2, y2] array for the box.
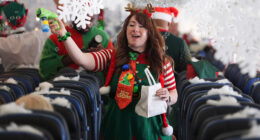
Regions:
[[135, 68, 167, 118]]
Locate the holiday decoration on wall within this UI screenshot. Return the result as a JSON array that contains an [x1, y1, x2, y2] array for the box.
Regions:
[[57, 0, 104, 29]]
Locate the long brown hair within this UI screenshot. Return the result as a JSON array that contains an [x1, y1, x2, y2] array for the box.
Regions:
[[115, 12, 173, 77]]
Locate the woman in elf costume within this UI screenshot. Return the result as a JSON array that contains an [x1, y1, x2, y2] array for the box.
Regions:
[[49, 5, 178, 140]]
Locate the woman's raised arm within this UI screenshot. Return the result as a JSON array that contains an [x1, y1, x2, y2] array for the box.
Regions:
[[49, 18, 95, 70]]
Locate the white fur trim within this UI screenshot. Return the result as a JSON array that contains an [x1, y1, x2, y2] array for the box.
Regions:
[[51, 97, 71, 109], [162, 125, 173, 136], [6, 122, 43, 136], [99, 86, 111, 95], [0, 103, 31, 116], [152, 12, 173, 23], [4, 78, 18, 84], [53, 75, 80, 81]]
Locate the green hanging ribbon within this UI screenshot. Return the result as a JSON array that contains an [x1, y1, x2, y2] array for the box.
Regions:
[[129, 52, 138, 60]]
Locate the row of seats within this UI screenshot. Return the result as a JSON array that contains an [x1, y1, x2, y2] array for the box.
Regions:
[[224, 64, 260, 103], [175, 71, 260, 140], [0, 67, 103, 140], [2, 64, 258, 140], [200, 47, 260, 104], [0, 68, 41, 103]]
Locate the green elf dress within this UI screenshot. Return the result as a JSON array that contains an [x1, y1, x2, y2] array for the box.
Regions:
[[39, 26, 113, 81], [99, 51, 174, 140]]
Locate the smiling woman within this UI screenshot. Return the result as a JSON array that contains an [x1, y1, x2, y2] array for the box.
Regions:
[[126, 16, 148, 52], [48, 5, 178, 139], [115, 12, 168, 76]]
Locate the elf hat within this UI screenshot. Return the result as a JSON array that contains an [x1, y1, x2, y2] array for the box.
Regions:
[[151, 7, 178, 23], [1, 1, 28, 29]]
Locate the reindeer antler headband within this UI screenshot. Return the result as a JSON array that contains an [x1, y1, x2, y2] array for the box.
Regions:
[[125, 3, 155, 18]]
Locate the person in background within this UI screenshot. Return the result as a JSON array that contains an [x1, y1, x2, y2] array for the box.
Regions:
[[152, 7, 192, 139], [0, 1, 49, 72], [168, 21, 180, 37], [48, 4, 178, 139], [39, 12, 114, 81], [151, 7, 191, 74]]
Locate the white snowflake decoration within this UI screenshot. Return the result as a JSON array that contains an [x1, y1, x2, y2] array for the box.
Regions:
[[57, 0, 104, 29]]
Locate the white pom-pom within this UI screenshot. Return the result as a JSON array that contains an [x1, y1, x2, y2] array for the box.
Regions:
[[162, 125, 173, 136], [99, 86, 111, 95]]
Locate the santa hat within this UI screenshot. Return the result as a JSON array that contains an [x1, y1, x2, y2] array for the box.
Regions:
[[99, 51, 173, 136], [152, 7, 178, 23]]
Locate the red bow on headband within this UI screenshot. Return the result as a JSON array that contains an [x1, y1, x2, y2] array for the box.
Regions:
[[130, 9, 152, 18]]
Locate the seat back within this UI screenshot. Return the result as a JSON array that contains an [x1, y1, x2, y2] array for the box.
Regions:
[[184, 94, 253, 140], [0, 74, 34, 93], [0, 83, 25, 99], [43, 93, 87, 140], [0, 111, 70, 140], [10, 68, 42, 87], [0, 124, 54, 140], [251, 82, 260, 103], [53, 104, 81, 140], [0, 88, 15, 104], [197, 117, 260, 140], [191, 103, 260, 140], [51, 81, 97, 140]]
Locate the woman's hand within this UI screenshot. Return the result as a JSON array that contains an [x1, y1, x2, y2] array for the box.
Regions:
[[49, 18, 67, 36], [156, 88, 178, 105], [156, 88, 170, 101]]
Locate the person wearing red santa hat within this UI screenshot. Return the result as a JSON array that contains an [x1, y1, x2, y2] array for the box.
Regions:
[[152, 7, 192, 139], [152, 7, 191, 74], [48, 3, 178, 140]]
